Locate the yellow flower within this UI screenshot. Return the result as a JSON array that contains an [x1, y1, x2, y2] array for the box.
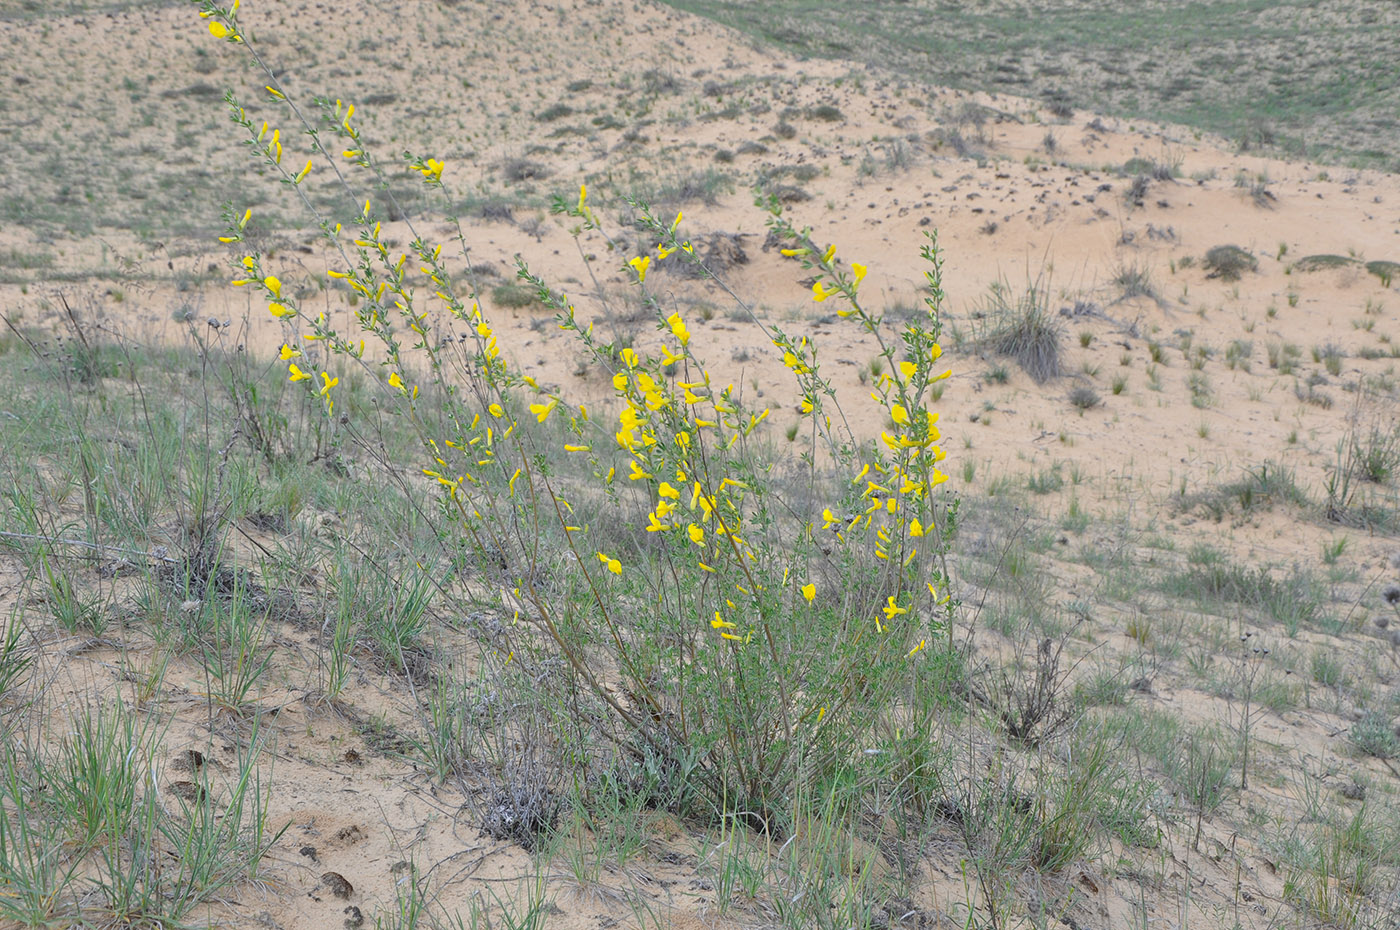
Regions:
[[899, 360, 917, 380], [287, 363, 311, 382], [909, 519, 925, 538], [687, 524, 704, 546], [528, 399, 557, 422], [294, 159, 313, 184], [621, 347, 639, 369], [488, 403, 505, 418], [268, 302, 291, 318], [628, 255, 651, 282], [711, 612, 736, 630], [612, 372, 628, 391], [596, 552, 622, 575], [264, 275, 282, 297], [852, 262, 867, 286], [882, 596, 908, 620], [319, 372, 339, 397], [658, 482, 680, 500], [811, 281, 835, 303], [208, 21, 230, 38], [389, 372, 404, 391], [279, 344, 301, 360], [908, 639, 927, 657], [670, 210, 683, 232], [418, 158, 444, 182], [577, 184, 587, 211], [564, 444, 591, 452], [666, 312, 690, 346], [801, 583, 816, 603], [822, 244, 836, 263], [891, 403, 909, 425]]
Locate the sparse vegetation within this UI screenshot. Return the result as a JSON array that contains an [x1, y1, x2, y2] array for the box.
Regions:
[[1, 3, 1398, 929]]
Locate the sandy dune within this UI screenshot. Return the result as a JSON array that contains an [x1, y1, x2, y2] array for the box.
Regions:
[[1, 1, 1399, 928]]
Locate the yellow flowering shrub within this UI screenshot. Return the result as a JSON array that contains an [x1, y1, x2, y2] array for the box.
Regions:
[[192, 0, 958, 817]]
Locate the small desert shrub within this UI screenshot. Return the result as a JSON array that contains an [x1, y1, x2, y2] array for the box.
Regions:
[[535, 103, 574, 123], [1203, 245, 1257, 281], [657, 167, 733, 205], [501, 157, 548, 183], [491, 283, 540, 309], [1068, 384, 1100, 410], [1291, 254, 1356, 273], [1125, 174, 1151, 205], [194, 3, 961, 831], [1349, 713, 1398, 759], [1366, 259, 1400, 287], [1121, 156, 1175, 180]]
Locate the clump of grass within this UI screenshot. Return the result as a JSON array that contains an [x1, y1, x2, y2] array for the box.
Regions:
[[1313, 342, 1345, 376], [1111, 259, 1159, 304], [1178, 460, 1307, 520], [1027, 466, 1064, 494], [973, 274, 1063, 383], [1224, 338, 1252, 371], [1350, 420, 1400, 484], [1162, 559, 1322, 636], [1267, 340, 1301, 374], [1203, 245, 1257, 281]]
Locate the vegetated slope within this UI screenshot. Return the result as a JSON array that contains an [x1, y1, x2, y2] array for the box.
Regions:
[[660, 0, 1400, 170], [1, 1, 1400, 928]]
